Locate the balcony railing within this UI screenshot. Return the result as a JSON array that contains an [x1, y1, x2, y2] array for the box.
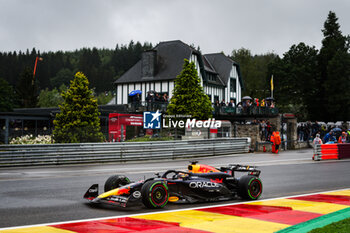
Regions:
[[125, 101, 278, 116], [213, 105, 278, 116]]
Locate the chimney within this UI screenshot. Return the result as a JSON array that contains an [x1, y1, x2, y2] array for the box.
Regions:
[[141, 50, 157, 77]]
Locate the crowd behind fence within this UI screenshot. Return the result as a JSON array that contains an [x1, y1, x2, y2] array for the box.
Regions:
[[299, 121, 350, 146]]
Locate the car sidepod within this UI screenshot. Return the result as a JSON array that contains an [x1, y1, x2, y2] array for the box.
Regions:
[[166, 173, 234, 203]]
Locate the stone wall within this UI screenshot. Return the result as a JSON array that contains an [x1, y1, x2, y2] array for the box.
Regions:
[[234, 124, 260, 151]]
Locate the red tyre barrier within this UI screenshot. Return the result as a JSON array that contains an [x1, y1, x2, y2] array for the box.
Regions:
[[338, 144, 350, 159], [313, 144, 339, 161], [314, 143, 350, 161]]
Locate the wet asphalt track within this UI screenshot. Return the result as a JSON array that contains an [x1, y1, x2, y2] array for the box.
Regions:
[[1, 148, 350, 228]]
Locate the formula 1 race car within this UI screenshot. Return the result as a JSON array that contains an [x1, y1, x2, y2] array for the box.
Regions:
[[84, 161, 263, 209]]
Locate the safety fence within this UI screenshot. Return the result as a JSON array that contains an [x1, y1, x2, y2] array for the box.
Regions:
[[0, 138, 250, 167], [255, 139, 309, 152], [313, 143, 350, 161]]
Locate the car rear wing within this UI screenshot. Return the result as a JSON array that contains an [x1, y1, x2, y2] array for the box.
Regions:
[[224, 164, 261, 177]]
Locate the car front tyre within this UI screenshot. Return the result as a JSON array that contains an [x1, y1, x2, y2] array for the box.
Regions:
[[141, 180, 169, 209]]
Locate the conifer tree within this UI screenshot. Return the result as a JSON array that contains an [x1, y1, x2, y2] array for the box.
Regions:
[[53, 72, 104, 143], [318, 11, 350, 121], [16, 67, 38, 108], [0, 78, 17, 111], [167, 59, 213, 119]]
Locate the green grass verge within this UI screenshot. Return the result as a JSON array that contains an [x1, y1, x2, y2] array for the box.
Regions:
[[308, 217, 350, 233]]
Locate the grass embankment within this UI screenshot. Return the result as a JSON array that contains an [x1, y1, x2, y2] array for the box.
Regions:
[[309, 217, 350, 233]]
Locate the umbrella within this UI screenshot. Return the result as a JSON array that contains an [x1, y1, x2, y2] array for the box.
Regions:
[[332, 127, 342, 132], [242, 96, 252, 100], [129, 90, 142, 96], [265, 97, 275, 101]]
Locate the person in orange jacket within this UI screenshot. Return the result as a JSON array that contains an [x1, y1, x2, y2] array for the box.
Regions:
[[271, 130, 281, 154], [338, 132, 347, 144]]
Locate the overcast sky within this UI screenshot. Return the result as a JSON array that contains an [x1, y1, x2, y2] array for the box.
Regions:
[[0, 0, 349, 56]]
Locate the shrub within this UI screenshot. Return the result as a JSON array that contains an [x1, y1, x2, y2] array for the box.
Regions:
[[10, 135, 53, 144]]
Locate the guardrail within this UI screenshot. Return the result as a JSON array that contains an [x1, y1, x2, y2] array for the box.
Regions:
[[313, 143, 350, 161], [0, 138, 250, 167]]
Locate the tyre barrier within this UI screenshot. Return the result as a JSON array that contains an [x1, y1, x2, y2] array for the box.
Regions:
[[313, 143, 350, 161]]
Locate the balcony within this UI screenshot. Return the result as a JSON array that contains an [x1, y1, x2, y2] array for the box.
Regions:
[[122, 101, 278, 117]]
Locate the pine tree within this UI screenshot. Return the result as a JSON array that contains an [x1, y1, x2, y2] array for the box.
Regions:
[[167, 59, 213, 119], [16, 67, 38, 108], [318, 11, 350, 121], [0, 78, 17, 111], [53, 72, 104, 143]]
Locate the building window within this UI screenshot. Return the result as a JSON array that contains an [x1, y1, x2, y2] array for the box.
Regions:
[[230, 78, 236, 92], [207, 73, 217, 82]]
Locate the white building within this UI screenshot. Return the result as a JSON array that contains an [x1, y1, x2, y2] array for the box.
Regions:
[[114, 40, 243, 105]]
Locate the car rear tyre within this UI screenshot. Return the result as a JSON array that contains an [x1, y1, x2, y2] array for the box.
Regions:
[[104, 175, 130, 192], [238, 175, 262, 200], [141, 180, 169, 209]]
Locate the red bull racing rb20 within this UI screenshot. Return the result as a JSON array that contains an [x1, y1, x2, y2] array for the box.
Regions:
[[84, 161, 263, 209]]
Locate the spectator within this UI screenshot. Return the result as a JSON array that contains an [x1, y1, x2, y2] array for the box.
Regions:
[[260, 120, 267, 141], [261, 99, 265, 107], [161, 93, 168, 102], [297, 124, 303, 141], [255, 98, 260, 107], [228, 99, 235, 107], [155, 93, 161, 102], [132, 93, 141, 110], [323, 130, 336, 143], [320, 124, 327, 138], [312, 121, 321, 137], [236, 101, 243, 113], [132, 93, 140, 103], [220, 99, 226, 106], [305, 122, 312, 141], [145, 92, 154, 110], [338, 132, 347, 144], [266, 121, 272, 140], [146, 92, 154, 103], [313, 133, 323, 148]]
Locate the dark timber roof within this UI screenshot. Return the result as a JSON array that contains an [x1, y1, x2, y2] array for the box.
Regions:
[[114, 40, 242, 88], [204, 53, 244, 89], [114, 40, 197, 84]]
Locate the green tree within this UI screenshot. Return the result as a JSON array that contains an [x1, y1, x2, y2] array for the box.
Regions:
[[53, 72, 104, 143], [231, 48, 277, 99], [318, 11, 350, 121], [96, 91, 114, 105], [167, 59, 213, 119], [16, 67, 38, 108], [37, 86, 65, 107], [268, 43, 318, 120], [50, 68, 74, 88], [0, 78, 17, 112]]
